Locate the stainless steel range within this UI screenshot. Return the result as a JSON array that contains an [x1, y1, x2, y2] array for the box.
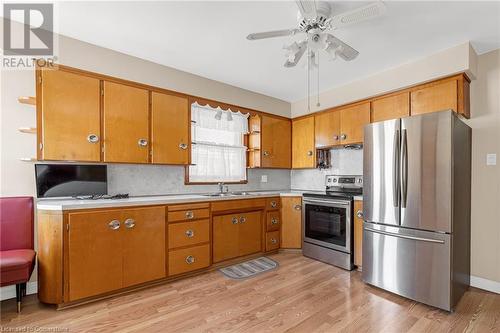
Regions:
[[302, 175, 362, 270]]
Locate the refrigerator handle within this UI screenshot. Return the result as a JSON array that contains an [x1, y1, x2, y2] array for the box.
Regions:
[[401, 129, 408, 208], [393, 129, 400, 207], [363, 226, 445, 244]]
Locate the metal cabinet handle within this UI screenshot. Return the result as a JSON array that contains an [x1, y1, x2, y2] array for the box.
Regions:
[[356, 210, 363, 219], [271, 238, 277, 245], [185, 211, 194, 219], [263, 151, 270, 156], [333, 135, 339, 141], [87, 134, 99, 143], [179, 143, 188, 150], [185, 255, 195, 264], [340, 134, 347, 140], [231, 217, 239, 224], [108, 220, 120, 230], [124, 218, 135, 229], [138, 139, 148, 147], [239, 216, 246, 224], [185, 229, 194, 238], [307, 150, 313, 156], [294, 205, 302, 211], [271, 218, 279, 225], [270, 201, 277, 208]]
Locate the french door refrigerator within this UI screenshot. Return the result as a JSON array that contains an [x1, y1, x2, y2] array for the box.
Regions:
[[362, 110, 471, 311]]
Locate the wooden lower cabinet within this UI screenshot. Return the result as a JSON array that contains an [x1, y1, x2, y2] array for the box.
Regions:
[[280, 196, 302, 249], [266, 211, 281, 232], [266, 231, 280, 251], [353, 200, 363, 269], [168, 219, 210, 249], [168, 244, 210, 276], [213, 210, 262, 263], [67, 206, 166, 301]]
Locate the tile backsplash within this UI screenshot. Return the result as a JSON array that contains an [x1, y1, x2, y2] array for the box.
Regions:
[[108, 165, 291, 196], [291, 148, 363, 191]]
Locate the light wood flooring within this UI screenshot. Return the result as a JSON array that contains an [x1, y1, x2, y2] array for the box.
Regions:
[[1, 252, 499, 332]]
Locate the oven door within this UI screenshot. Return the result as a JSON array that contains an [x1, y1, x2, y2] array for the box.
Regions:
[[302, 198, 352, 253]]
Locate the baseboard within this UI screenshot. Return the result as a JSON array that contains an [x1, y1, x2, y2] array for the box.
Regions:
[[0, 282, 38, 301], [470, 275, 500, 294]]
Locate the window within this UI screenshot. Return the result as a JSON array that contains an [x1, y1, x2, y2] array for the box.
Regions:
[[188, 102, 249, 183]]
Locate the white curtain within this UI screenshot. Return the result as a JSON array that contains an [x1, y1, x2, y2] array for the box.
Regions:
[[189, 102, 249, 182]]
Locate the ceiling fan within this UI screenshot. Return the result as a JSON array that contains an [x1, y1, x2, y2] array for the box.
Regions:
[[246, 1, 387, 68]]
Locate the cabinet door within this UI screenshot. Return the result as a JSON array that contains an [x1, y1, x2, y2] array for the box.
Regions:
[[281, 196, 302, 249], [103, 81, 149, 163], [238, 211, 262, 256], [410, 80, 457, 116], [371, 92, 410, 123], [353, 200, 363, 268], [339, 103, 371, 145], [292, 116, 315, 168], [40, 69, 101, 161], [151, 92, 189, 164], [121, 206, 166, 287], [67, 210, 122, 301], [315, 110, 340, 148], [213, 214, 240, 263], [261, 116, 291, 168]]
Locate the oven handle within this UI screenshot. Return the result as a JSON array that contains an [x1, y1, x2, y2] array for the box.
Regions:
[[303, 199, 350, 206]]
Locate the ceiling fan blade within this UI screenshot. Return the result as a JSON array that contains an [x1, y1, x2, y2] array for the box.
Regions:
[[295, 0, 317, 19], [246, 29, 299, 40], [330, 1, 386, 28], [284, 40, 307, 67], [325, 34, 359, 61]]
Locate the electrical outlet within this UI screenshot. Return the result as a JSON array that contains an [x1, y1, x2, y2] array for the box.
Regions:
[[261, 175, 268, 183], [486, 153, 497, 166]]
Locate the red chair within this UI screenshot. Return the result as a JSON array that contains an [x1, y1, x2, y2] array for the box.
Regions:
[[0, 197, 36, 312]]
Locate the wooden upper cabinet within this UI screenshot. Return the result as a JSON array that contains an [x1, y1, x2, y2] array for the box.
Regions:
[[410, 78, 464, 116], [292, 116, 315, 169], [67, 210, 123, 301], [151, 92, 189, 165], [315, 109, 340, 148], [339, 102, 371, 145], [248, 115, 261, 168], [103, 81, 149, 163], [371, 92, 410, 123], [261, 116, 291, 168], [121, 206, 166, 287], [39, 69, 101, 161]]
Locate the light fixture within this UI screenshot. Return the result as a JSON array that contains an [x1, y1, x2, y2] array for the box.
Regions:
[[214, 110, 222, 120]]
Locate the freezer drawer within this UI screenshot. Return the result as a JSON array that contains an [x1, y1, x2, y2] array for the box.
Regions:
[[362, 222, 452, 311]]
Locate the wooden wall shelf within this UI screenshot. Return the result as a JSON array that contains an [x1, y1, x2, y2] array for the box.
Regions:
[[18, 127, 37, 134], [18, 96, 36, 106]]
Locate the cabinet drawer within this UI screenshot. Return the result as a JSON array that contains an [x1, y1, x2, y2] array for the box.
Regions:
[[168, 208, 209, 222], [266, 211, 281, 232], [168, 244, 210, 276], [168, 219, 209, 249], [266, 197, 281, 210], [266, 231, 280, 251]]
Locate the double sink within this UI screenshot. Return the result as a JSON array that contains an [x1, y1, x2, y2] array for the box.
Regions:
[[203, 191, 252, 198]]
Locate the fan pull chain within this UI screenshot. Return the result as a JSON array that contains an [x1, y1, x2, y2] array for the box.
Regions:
[[317, 53, 320, 107], [307, 47, 311, 113]]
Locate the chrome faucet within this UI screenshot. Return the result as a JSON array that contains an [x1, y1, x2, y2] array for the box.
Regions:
[[218, 182, 227, 194]]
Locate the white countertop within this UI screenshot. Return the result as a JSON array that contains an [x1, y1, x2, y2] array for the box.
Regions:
[[36, 190, 361, 211]]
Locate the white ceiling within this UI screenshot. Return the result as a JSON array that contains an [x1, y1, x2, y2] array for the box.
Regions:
[[55, 1, 500, 102]]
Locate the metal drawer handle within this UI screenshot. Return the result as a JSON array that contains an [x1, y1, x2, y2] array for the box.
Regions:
[[340, 134, 347, 140], [356, 210, 363, 219], [271, 238, 277, 245], [294, 205, 302, 211], [185, 229, 194, 238], [271, 218, 279, 225], [231, 217, 239, 224], [179, 143, 188, 150], [307, 150, 313, 156], [138, 139, 148, 147], [239, 216, 246, 224], [87, 134, 99, 143], [185, 211, 194, 219], [185, 255, 195, 264], [124, 218, 135, 229], [270, 201, 277, 208], [108, 220, 120, 230]]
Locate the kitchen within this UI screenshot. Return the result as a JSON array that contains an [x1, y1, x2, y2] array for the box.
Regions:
[[1, 1, 499, 332]]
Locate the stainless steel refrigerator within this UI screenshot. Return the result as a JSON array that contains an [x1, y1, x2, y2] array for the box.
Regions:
[[362, 110, 471, 311]]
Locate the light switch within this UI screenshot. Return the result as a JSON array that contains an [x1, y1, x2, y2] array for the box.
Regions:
[[486, 153, 497, 166], [261, 175, 268, 183]]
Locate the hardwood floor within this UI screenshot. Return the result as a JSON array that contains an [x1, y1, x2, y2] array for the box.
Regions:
[[1, 252, 499, 332]]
